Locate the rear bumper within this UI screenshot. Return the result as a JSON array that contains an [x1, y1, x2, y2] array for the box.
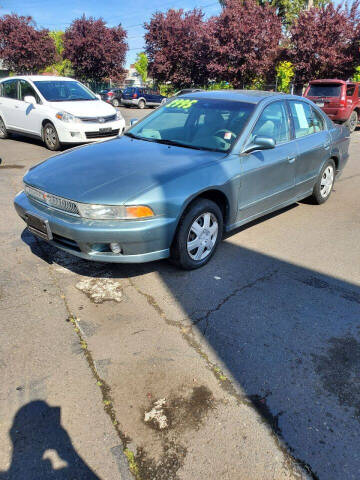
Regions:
[[14, 192, 176, 263]]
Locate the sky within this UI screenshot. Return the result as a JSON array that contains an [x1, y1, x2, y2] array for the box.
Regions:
[[0, 0, 222, 67]]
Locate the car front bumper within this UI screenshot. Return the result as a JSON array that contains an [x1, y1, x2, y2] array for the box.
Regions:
[[54, 118, 126, 144], [14, 192, 176, 263]]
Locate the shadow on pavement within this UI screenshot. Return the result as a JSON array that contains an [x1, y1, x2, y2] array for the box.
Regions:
[[20, 207, 360, 479], [0, 401, 99, 480]]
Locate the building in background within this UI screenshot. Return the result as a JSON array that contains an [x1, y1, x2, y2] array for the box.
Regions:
[[124, 64, 144, 87]]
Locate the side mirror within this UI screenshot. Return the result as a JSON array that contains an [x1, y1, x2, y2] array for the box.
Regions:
[[130, 118, 139, 126], [24, 95, 36, 105], [243, 136, 276, 154]]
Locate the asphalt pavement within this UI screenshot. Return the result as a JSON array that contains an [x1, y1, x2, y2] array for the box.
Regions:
[[0, 109, 359, 480]]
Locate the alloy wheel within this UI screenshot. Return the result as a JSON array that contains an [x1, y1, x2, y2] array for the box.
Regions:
[[187, 212, 219, 261], [45, 126, 57, 148], [349, 112, 358, 132], [320, 165, 334, 198]]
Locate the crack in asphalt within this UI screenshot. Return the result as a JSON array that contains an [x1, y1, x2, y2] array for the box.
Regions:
[[192, 269, 278, 336], [128, 274, 312, 480], [33, 237, 133, 480]]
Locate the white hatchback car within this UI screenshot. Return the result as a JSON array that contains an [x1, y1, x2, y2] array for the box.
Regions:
[[0, 75, 125, 150]]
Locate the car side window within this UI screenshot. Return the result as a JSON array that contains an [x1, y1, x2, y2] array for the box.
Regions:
[[19, 80, 40, 103], [346, 85, 355, 96], [249, 101, 290, 145], [312, 108, 324, 132], [2, 79, 18, 100], [289, 101, 317, 138]]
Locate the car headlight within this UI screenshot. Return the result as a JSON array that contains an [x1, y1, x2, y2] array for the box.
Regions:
[[115, 111, 123, 121], [76, 203, 154, 220], [55, 111, 81, 123]]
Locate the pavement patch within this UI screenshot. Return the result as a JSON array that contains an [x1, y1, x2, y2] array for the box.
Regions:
[[76, 278, 123, 303]]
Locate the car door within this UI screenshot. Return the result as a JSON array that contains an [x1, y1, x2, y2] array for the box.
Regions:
[[16, 79, 44, 135], [288, 100, 331, 197], [150, 89, 162, 105], [0, 79, 21, 128], [238, 100, 296, 221]]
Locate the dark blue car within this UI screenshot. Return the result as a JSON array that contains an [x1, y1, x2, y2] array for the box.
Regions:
[[121, 87, 166, 109]]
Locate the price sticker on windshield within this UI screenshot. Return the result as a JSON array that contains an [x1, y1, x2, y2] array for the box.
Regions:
[[165, 99, 198, 110]]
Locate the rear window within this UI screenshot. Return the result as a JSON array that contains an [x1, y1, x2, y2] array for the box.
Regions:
[[308, 84, 342, 97]]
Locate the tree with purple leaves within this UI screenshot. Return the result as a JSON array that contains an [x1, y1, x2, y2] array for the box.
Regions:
[[144, 9, 213, 89], [0, 14, 56, 74], [64, 16, 127, 83], [289, 1, 360, 84], [208, 0, 283, 88]]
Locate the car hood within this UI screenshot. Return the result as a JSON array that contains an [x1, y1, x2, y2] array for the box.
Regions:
[[46, 100, 115, 117], [24, 136, 224, 205]]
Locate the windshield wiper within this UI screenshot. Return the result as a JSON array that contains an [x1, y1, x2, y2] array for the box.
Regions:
[[124, 132, 143, 140], [125, 134, 223, 152], [154, 138, 222, 152]]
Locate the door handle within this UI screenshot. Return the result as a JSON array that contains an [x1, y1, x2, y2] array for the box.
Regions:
[[287, 155, 296, 164]]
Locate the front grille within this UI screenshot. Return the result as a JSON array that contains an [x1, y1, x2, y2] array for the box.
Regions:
[[85, 129, 119, 139], [79, 114, 117, 123], [24, 185, 80, 216]]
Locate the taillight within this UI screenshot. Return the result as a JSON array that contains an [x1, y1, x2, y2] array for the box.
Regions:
[[132, 93, 138, 99], [107, 92, 114, 97], [340, 88, 346, 106]]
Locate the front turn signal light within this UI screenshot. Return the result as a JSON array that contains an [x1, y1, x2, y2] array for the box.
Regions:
[[125, 206, 154, 218]]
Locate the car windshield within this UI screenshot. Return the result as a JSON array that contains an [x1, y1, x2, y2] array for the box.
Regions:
[[33, 80, 97, 102], [126, 98, 254, 153], [308, 84, 342, 97]]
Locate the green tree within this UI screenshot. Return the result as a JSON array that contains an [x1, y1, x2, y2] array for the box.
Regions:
[[276, 61, 294, 92], [352, 66, 360, 82], [44, 30, 73, 76], [134, 52, 148, 84], [264, 1, 328, 26]]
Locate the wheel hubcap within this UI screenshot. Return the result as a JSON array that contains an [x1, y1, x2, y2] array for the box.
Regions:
[[350, 114, 357, 130], [187, 212, 218, 261], [320, 165, 334, 198], [45, 127, 56, 147]]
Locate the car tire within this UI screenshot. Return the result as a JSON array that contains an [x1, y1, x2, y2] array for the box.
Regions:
[[0, 115, 9, 139], [112, 98, 120, 107], [43, 122, 61, 151], [138, 100, 146, 109], [310, 159, 336, 205], [345, 110, 358, 133], [170, 198, 223, 270]]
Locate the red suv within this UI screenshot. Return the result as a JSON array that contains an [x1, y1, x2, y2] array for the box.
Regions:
[[304, 79, 359, 133]]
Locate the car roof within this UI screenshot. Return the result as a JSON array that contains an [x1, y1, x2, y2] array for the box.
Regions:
[[0, 75, 75, 82], [309, 79, 350, 85], [182, 90, 290, 104]]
